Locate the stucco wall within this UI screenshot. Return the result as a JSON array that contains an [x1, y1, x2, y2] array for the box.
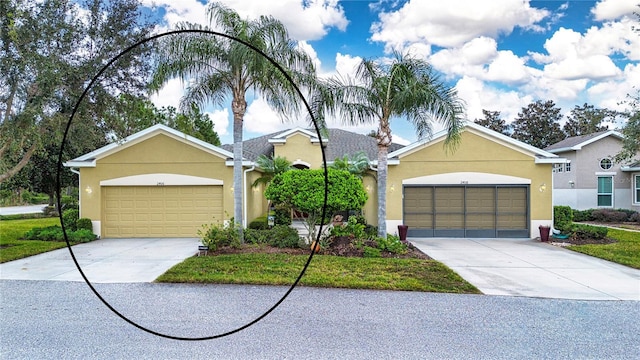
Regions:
[[79, 133, 234, 227], [385, 129, 553, 236], [273, 133, 324, 168]]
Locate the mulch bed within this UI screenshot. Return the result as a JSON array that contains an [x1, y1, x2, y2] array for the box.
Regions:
[[206, 236, 432, 260]]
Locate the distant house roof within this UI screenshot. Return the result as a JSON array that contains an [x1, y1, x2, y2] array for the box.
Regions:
[[544, 130, 624, 153], [222, 128, 405, 162]]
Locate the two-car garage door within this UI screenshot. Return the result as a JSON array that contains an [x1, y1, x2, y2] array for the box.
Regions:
[[404, 185, 529, 238], [102, 186, 223, 238]]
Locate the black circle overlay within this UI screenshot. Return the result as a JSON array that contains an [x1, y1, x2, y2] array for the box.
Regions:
[[56, 29, 329, 340]]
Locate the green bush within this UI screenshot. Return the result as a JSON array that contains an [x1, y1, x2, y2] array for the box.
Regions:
[[572, 209, 594, 222], [268, 225, 301, 248], [42, 206, 59, 217], [554, 206, 573, 232], [330, 216, 366, 239], [244, 228, 271, 244], [22, 225, 94, 242], [273, 206, 291, 226], [570, 224, 608, 240], [76, 218, 93, 231], [375, 234, 407, 254], [198, 221, 240, 251], [62, 209, 80, 231], [248, 216, 269, 230], [591, 209, 629, 222], [363, 246, 381, 258], [67, 229, 97, 243]]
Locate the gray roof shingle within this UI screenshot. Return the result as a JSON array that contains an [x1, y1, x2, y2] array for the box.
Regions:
[[544, 130, 610, 152], [222, 128, 405, 162]]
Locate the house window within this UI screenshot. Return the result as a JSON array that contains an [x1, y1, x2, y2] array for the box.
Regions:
[[600, 158, 613, 170], [635, 175, 640, 204], [597, 176, 613, 207], [565, 162, 571, 172], [558, 163, 564, 173]]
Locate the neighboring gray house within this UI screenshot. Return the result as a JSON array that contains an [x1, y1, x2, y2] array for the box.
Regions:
[[545, 130, 640, 211]]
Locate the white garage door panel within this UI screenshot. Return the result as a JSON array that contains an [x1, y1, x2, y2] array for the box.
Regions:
[[102, 186, 223, 238]]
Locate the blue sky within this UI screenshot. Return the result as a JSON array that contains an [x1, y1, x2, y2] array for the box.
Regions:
[[142, 0, 639, 146]]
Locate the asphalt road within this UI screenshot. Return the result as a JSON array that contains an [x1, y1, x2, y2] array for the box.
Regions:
[[1, 280, 638, 359]]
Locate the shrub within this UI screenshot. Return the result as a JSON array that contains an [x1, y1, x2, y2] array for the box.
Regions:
[[630, 212, 640, 223], [268, 225, 301, 248], [76, 218, 93, 231], [273, 206, 291, 226], [244, 228, 270, 244], [375, 234, 407, 254], [198, 221, 240, 251], [62, 209, 80, 231], [60, 195, 79, 211], [572, 209, 594, 222], [248, 216, 269, 230], [553, 206, 573, 232], [570, 223, 608, 240], [330, 216, 366, 239], [363, 246, 381, 258], [68, 229, 97, 243], [591, 209, 628, 222], [42, 206, 59, 217]]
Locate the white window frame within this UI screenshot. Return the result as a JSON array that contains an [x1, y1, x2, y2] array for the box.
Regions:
[[597, 176, 614, 208], [565, 162, 571, 172], [634, 174, 640, 205]]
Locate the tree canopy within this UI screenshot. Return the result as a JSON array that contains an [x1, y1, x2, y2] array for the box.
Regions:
[[563, 103, 612, 137], [473, 110, 510, 135], [511, 100, 565, 149], [265, 168, 367, 241], [0, 0, 154, 183]]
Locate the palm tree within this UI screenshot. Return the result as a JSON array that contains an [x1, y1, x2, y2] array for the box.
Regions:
[[251, 154, 293, 188], [150, 3, 316, 242], [313, 52, 465, 237], [330, 151, 371, 180]]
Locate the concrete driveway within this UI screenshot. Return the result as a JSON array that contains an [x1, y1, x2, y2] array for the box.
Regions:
[[410, 237, 640, 301], [0, 238, 201, 283]]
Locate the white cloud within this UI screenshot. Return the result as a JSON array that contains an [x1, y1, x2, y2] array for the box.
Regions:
[[544, 55, 620, 80], [455, 76, 533, 123], [205, 0, 348, 40], [591, 0, 639, 21], [141, 0, 209, 27], [370, 0, 549, 52], [297, 41, 322, 71], [334, 53, 362, 77], [587, 63, 640, 111], [206, 109, 230, 137], [243, 97, 303, 134], [149, 78, 187, 109]]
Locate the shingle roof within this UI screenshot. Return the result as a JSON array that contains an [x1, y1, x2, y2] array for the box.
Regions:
[[222, 128, 405, 162], [544, 130, 623, 152]]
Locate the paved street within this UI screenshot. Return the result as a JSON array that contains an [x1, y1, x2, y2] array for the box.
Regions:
[[0, 204, 47, 216], [1, 280, 639, 359]]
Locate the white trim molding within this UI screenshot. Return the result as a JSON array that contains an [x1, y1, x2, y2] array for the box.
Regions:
[[100, 173, 223, 186], [402, 172, 531, 185]]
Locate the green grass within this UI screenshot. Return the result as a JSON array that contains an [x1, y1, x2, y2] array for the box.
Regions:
[[156, 253, 481, 293], [567, 228, 640, 269], [0, 217, 69, 263]]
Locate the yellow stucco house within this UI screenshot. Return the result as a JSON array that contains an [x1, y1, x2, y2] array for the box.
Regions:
[[64, 122, 564, 239]]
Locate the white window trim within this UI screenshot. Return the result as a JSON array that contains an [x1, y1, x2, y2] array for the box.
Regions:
[[634, 174, 640, 205], [597, 175, 614, 208]]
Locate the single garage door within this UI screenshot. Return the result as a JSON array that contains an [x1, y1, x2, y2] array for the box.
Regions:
[[102, 186, 223, 238], [404, 185, 529, 238]]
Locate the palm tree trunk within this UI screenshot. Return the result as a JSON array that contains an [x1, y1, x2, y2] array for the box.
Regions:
[[377, 119, 392, 238], [232, 97, 246, 242]]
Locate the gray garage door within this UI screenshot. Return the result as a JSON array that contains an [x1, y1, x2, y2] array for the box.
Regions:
[[403, 185, 529, 238]]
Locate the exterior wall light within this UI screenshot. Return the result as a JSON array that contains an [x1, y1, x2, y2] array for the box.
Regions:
[[539, 183, 546, 192]]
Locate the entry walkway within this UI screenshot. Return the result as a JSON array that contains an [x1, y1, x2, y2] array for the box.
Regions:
[[0, 238, 201, 283], [410, 237, 640, 300]]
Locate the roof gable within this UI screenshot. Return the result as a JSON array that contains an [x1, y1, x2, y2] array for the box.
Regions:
[[64, 124, 234, 168], [544, 130, 623, 153], [389, 121, 561, 163]]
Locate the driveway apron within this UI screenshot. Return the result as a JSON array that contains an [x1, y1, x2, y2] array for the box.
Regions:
[[410, 237, 640, 300], [0, 238, 201, 283]]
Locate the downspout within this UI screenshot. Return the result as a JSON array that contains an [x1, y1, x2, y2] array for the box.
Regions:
[[68, 167, 83, 221], [243, 165, 256, 228]]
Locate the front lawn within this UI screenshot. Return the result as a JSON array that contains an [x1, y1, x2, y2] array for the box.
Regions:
[[156, 253, 481, 293], [0, 217, 67, 263], [567, 228, 640, 269]]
